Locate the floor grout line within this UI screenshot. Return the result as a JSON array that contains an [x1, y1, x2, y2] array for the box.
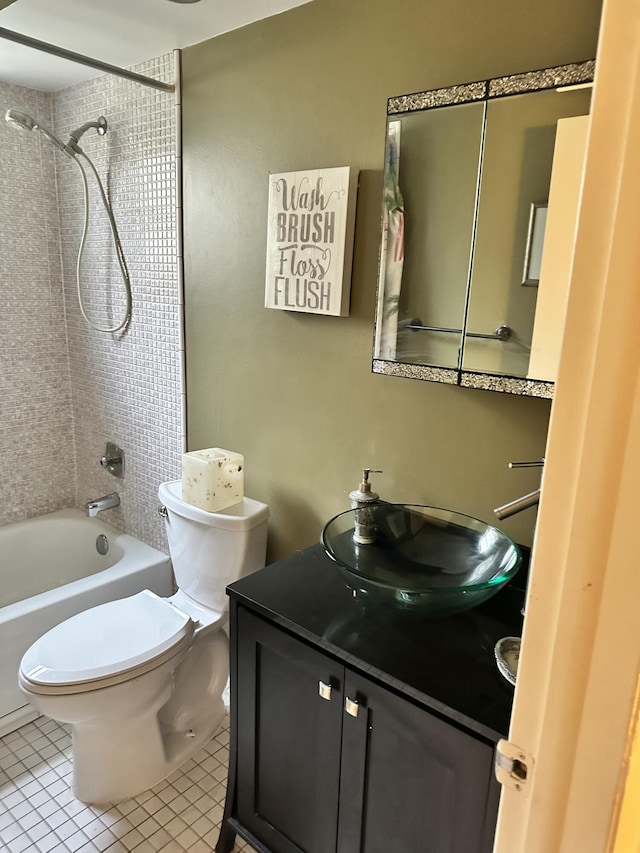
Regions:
[[0, 715, 254, 852]]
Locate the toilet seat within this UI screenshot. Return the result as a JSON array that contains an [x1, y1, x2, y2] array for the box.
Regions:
[[20, 590, 195, 696]]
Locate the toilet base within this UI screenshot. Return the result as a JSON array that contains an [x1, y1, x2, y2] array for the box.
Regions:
[[72, 700, 227, 803], [72, 631, 230, 803]]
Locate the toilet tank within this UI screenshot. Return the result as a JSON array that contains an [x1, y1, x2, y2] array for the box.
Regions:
[[158, 480, 269, 612]]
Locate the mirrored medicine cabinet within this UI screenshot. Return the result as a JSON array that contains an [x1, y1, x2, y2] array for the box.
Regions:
[[372, 61, 594, 397]]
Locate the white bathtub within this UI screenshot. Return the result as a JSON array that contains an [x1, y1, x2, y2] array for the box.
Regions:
[[0, 509, 173, 736]]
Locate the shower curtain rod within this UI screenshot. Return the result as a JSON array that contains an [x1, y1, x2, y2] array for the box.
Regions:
[[0, 26, 175, 93]]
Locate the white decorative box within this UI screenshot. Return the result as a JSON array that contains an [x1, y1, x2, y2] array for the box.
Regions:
[[181, 448, 244, 512]]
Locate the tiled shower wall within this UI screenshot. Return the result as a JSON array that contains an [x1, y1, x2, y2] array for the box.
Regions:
[[0, 54, 183, 551], [0, 83, 76, 523]]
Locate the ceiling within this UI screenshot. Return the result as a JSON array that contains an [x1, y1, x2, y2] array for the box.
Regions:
[[0, 0, 311, 91]]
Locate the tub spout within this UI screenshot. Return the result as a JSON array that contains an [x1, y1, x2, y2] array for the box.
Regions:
[[84, 493, 120, 517]]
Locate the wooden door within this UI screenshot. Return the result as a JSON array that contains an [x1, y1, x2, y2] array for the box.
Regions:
[[494, 0, 640, 849]]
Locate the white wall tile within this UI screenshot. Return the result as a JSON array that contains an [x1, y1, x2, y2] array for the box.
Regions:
[[0, 82, 76, 524], [0, 54, 183, 551]]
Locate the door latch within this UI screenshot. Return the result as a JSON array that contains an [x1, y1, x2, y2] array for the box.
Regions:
[[494, 739, 534, 793]]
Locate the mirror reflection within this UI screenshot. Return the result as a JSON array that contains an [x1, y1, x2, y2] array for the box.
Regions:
[[373, 62, 594, 396], [375, 102, 484, 372]]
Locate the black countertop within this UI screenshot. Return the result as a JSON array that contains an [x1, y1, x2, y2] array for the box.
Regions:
[[227, 542, 526, 743]]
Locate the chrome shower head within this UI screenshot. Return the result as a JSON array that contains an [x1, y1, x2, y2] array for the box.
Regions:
[[65, 116, 108, 155], [5, 109, 37, 132], [4, 108, 67, 154]]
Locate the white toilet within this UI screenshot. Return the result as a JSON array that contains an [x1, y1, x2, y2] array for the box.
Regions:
[[18, 480, 269, 804]]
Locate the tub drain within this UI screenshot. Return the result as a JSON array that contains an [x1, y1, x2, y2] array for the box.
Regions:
[[96, 534, 109, 556]]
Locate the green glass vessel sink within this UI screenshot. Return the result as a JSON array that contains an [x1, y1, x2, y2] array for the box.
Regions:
[[321, 504, 521, 613]]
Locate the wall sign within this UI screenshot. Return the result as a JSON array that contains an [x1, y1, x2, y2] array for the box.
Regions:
[[264, 166, 358, 316]]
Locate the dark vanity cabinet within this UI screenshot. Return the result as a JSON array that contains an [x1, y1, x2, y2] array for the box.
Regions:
[[235, 608, 342, 852], [217, 544, 523, 853]]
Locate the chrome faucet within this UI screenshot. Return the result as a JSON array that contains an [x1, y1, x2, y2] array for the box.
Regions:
[[493, 460, 544, 520], [84, 492, 120, 517], [493, 459, 544, 683]]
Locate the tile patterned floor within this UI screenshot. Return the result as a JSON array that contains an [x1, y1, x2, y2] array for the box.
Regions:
[[0, 715, 254, 852]]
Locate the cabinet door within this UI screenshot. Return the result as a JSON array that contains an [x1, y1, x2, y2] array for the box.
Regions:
[[236, 609, 344, 853], [337, 671, 499, 853]]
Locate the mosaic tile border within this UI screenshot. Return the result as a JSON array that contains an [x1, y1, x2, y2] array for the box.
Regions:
[[387, 60, 595, 115], [372, 359, 459, 385], [460, 372, 554, 398]]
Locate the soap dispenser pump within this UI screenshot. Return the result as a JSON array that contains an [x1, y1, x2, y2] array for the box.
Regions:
[[349, 468, 382, 510], [350, 469, 382, 545]]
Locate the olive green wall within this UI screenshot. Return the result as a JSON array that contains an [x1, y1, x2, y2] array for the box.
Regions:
[[182, 0, 601, 561]]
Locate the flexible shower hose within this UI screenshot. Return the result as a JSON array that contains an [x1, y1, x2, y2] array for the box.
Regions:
[[75, 151, 132, 333]]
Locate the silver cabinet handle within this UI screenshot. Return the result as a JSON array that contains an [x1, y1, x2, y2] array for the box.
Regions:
[[318, 681, 332, 701], [345, 697, 359, 717]]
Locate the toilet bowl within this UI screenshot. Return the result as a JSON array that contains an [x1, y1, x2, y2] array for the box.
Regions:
[[18, 482, 269, 803]]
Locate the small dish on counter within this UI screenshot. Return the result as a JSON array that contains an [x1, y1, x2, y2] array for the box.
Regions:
[[494, 636, 521, 685]]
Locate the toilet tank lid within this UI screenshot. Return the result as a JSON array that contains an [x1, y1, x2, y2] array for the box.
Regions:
[[158, 480, 269, 530], [20, 590, 194, 688]]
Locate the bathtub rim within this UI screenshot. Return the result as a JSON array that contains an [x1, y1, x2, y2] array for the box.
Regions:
[[0, 508, 172, 623], [0, 508, 173, 737]]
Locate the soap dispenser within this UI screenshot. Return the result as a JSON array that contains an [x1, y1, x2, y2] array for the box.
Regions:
[[350, 468, 382, 545]]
